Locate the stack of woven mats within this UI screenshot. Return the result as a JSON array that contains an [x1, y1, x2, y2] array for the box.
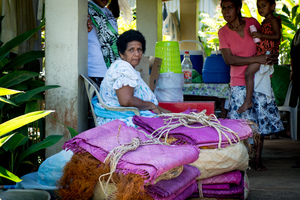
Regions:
[[59, 120, 201, 200], [132, 110, 253, 199]]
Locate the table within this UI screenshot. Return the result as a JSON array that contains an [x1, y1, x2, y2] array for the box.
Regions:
[[183, 83, 230, 118]]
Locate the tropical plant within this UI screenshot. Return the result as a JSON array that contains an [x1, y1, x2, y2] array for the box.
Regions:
[[0, 88, 57, 183], [0, 19, 77, 185]]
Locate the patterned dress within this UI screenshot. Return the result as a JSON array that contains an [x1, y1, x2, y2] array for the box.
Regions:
[[219, 18, 284, 136], [92, 58, 158, 127], [256, 17, 281, 55]]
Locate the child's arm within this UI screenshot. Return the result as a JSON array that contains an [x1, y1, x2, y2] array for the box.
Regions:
[[252, 17, 281, 40]]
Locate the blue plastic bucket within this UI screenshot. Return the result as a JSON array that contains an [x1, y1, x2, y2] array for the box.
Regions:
[[179, 40, 206, 75], [202, 51, 230, 83]]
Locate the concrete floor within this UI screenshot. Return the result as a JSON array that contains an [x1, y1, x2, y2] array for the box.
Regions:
[[247, 137, 300, 200]]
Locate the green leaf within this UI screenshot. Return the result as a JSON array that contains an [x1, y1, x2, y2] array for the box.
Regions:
[[0, 166, 22, 183], [25, 101, 39, 114], [9, 85, 60, 107], [6, 133, 28, 152], [67, 126, 79, 138], [1, 50, 45, 72], [295, 14, 300, 30], [0, 110, 54, 137], [0, 134, 15, 148], [0, 71, 39, 88], [0, 20, 45, 62], [0, 96, 18, 106], [0, 87, 23, 96], [18, 135, 63, 163], [282, 4, 290, 16], [291, 5, 299, 20]]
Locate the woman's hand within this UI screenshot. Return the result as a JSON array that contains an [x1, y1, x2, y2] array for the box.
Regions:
[[266, 52, 279, 65], [116, 85, 172, 114], [151, 106, 172, 114], [87, 15, 93, 32], [255, 52, 278, 65], [158, 106, 172, 114]]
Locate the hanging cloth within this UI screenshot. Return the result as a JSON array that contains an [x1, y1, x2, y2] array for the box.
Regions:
[[163, 10, 181, 41], [88, 1, 119, 68], [118, 0, 132, 25], [163, 2, 168, 21]]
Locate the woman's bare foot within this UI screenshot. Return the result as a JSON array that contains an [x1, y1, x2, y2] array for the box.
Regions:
[[255, 163, 268, 171], [237, 101, 253, 113]]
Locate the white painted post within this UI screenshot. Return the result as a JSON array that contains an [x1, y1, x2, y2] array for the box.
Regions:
[[44, 0, 88, 157], [136, 0, 162, 57]]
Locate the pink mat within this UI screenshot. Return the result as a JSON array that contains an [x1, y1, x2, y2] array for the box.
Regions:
[[63, 120, 200, 184]]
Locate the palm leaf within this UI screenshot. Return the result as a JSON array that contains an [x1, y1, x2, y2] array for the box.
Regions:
[[0, 96, 18, 106], [0, 166, 22, 183], [1, 50, 45, 72], [0, 20, 45, 62], [0, 110, 54, 137], [0, 87, 23, 96], [0, 134, 15, 148], [7, 85, 60, 108], [17, 135, 63, 164], [67, 126, 79, 138], [4, 133, 28, 152], [0, 71, 39, 88]]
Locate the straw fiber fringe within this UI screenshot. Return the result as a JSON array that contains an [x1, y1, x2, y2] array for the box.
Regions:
[[56, 152, 152, 200], [154, 111, 241, 148]]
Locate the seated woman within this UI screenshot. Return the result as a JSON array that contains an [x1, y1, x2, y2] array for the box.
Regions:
[[92, 29, 170, 126]]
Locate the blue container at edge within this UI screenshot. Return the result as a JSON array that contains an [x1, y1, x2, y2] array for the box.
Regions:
[[202, 51, 230, 83], [180, 51, 204, 75]]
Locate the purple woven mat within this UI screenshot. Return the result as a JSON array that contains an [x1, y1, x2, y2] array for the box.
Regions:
[[202, 183, 230, 190], [174, 182, 198, 200], [201, 170, 242, 185], [146, 165, 200, 199], [133, 115, 252, 147], [193, 172, 245, 199], [63, 120, 199, 184]]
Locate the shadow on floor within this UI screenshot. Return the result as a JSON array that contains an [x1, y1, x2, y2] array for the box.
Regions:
[[247, 137, 300, 200]]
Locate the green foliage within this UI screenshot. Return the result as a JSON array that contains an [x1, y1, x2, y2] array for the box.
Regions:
[[198, 0, 299, 64], [0, 87, 55, 183], [0, 20, 74, 184]]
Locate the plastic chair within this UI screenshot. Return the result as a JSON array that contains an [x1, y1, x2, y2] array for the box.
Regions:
[[278, 82, 299, 140], [81, 74, 140, 126]]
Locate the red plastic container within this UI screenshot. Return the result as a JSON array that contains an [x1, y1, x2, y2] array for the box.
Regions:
[[158, 101, 215, 115]]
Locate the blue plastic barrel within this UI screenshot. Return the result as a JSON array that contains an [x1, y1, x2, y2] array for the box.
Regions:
[[202, 51, 230, 83]]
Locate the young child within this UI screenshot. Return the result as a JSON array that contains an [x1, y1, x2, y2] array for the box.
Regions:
[[237, 0, 281, 113]]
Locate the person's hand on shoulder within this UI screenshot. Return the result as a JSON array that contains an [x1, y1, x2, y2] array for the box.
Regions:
[[87, 15, 93, 33]]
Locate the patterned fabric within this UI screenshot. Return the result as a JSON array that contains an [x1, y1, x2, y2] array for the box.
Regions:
[[227, 86, 284, 135], [256, 17, 281, 55], [183, 83, 230, 99], [88, 1, 119, 68], [93, 59, 158, 126]]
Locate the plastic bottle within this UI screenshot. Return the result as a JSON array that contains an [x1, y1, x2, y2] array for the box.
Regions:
[[181, 51, 193, 83], [249, 25, 261, 43]]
